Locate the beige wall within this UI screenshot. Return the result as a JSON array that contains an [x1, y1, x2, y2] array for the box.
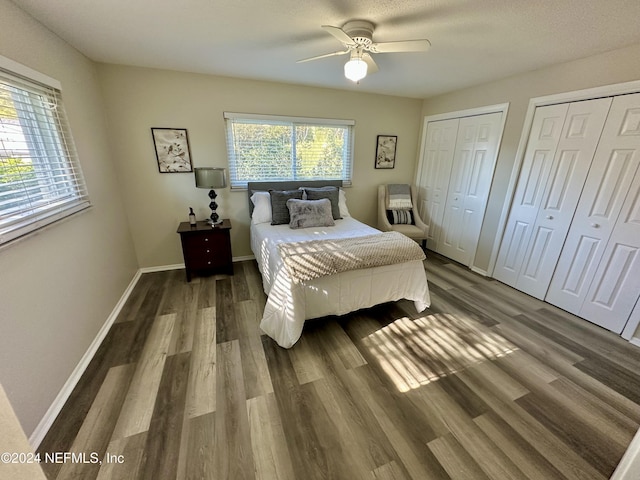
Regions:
[[0, 0, 138, 436], [97, 64, 423, 265], [421, 42, 640, 274]]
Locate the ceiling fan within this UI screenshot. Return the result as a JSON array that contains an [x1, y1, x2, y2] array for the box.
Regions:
[[297, 20, 431, 82]]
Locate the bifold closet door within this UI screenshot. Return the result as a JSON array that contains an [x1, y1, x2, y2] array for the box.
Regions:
[[493, 103, 569, 287], [578, 167, 640, 333], [494, 98, 612, 298], [546, 93, 640, 323], [417, 118, 458, 246], [437, 112, 503, 265]]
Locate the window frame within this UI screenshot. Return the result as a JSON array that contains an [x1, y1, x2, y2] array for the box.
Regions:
[[223, 112, 355, 190], [0, 55, 90, 246]]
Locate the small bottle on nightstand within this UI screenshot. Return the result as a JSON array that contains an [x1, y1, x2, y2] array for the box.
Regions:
[[188, 207, 196, 226]]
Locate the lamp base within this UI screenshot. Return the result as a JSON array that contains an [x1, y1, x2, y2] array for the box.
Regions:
[[206, 189, 222, 226]]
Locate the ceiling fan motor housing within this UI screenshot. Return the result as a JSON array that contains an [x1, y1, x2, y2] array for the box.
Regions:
[[342, 20, 374, 48]]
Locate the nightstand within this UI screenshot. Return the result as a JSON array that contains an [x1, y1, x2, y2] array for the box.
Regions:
[[177, 219, 233, 281]]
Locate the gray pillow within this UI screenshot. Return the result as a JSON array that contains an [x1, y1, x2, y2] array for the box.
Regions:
[[304, 186, 341, 219], [287, 198, 335, 229], [270, 189, 304, 225]]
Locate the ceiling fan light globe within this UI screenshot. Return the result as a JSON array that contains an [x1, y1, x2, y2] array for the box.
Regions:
[[344, 58, 367, 82]]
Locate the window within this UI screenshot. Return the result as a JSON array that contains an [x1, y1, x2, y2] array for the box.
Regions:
[[0, 59, 89, 245], [224, 112, 354, 189]]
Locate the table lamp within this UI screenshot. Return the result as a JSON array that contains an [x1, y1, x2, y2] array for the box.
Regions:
[[194, 167, 227, 225]]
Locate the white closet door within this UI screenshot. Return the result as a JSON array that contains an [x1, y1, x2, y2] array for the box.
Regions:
[[515, 97, 612, 299], [417, 118, 458, 245], [579, 115, 640, 333], [547, 93, 640, 315], [493, 103, 569, 287], [437, 112, 503, 265]]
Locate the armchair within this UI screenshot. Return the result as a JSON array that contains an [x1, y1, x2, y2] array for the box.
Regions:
[[378, 184, 428, 250]]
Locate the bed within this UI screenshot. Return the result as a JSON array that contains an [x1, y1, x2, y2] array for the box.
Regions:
[[248, 180, 431, 348]]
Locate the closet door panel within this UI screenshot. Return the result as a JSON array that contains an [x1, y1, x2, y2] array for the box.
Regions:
[[580, 175, 640, 333], [438, 112, 503, 265], [515, 97, 612, 298], [547, 93, 640, 315], [547, 150, 639, 312], [493, 103, 569, 286], [578, 99, 640, 333], [437, 121, 476, 257], [417, 118, 458, 245]]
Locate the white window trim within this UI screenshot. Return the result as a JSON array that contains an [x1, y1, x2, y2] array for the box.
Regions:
[[223, 111, 355, 126], [0, 55, 60, 90]]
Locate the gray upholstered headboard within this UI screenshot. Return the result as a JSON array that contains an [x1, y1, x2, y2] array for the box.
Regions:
[[247, 180, 343, 216]]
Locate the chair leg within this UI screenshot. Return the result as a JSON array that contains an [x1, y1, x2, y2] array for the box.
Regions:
[[421, 239, 427, 251]]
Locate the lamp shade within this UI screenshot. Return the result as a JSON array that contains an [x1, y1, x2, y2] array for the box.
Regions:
[[194, 167, 227, 189], [344, 58, 367, 82]]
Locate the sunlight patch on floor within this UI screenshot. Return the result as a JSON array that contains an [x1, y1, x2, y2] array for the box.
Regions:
[[363, 313, 518, 393]]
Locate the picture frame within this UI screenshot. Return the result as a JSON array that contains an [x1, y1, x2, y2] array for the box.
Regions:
[[375, 135, 397, 169], [151, 127, 193, 173]]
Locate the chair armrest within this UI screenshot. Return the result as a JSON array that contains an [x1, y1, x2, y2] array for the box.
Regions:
[[409, 185, 429, 238], [377, 185, 393, 231], [412, 207, 429, 237]]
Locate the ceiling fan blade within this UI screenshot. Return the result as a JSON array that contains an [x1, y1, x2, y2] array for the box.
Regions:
[[321, 25, 356, 46], [371, 39, 431, 53], [297, 50, 350, 63], [363, 53, 379, 74]]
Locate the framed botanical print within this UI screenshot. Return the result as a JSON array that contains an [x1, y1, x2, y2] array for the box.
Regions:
[[375, 135, 397, 169], [151, 127, 193, 173]]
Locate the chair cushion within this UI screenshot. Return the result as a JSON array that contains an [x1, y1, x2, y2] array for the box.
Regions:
[[387, 209, 414, 225], [390, 223, 425, 241]]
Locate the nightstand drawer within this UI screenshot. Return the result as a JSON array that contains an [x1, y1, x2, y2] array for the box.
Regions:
[[183, 237, 229, 269], [182, 233, 225, 253]]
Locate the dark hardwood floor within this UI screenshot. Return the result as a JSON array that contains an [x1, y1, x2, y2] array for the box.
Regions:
[[37, 253, 640, 479]]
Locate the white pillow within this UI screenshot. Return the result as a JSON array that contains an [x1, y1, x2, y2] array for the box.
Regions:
[[339, 188, 351, 217], [250, 191, 272, 224]]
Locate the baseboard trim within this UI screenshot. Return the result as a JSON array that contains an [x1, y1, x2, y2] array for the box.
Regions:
[[611, 424, 640, 479], [140, 263, 184, 273], [28, 269, 143, 449], [470, 266, 489, 277], [629, 337, 640, 349], [139, 256, 255, 274], [233, 254, 255, 262]]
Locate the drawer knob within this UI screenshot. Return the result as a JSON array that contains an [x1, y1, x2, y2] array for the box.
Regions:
[[204, 238, 209, 242], [207, 261, 211, 265], [206, 249, 210, 253]]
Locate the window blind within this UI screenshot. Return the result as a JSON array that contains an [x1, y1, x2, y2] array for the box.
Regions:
[[0, 65, 90, 245], [224, 112, 354, 189]]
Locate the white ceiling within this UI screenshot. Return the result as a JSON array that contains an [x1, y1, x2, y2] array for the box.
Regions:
[[11, 0, 640, 98]]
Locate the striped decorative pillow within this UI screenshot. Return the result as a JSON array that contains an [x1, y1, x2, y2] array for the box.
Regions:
[[386, 209, 414, 225]]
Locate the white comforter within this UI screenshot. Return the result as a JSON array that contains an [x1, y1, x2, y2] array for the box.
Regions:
[[251, 217, 431, 348]]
